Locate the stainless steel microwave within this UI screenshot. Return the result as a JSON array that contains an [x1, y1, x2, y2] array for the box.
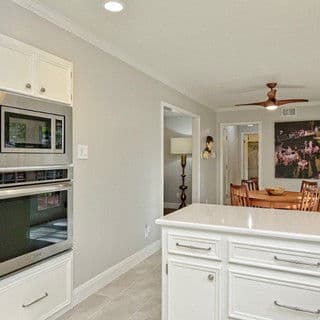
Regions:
[[0, 91, 72, 168]]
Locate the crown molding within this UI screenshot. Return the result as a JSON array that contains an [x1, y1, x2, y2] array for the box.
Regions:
[[12, 0, 212, 110], [215, 105, 262, 112]]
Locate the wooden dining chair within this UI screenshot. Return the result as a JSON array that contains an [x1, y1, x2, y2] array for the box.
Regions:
[[241, 179, 259, 191], [300, 180, 318, 192], [300, 188, 320, 212], [230, 184, 250, 207]]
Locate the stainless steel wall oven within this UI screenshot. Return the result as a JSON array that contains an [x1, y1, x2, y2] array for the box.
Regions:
[[0, 92, 73, 277]]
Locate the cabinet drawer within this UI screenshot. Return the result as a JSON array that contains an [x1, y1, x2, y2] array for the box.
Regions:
[[229, 269, 320, 320], [229, 240, 320, 275], [168, 233, 221, 260], [0, 255, 72, 320]]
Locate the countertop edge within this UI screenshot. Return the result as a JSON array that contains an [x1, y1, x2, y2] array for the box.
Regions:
[[156, 218, 320, 242]]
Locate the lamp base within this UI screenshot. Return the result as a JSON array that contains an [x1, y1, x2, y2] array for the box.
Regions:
[[179, 154, 188, 208]]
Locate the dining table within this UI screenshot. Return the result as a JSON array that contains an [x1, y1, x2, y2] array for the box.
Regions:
[[248, 190, 302, 210]]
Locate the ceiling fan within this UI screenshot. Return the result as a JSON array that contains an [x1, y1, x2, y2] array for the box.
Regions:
[[235, 83, 309, 111]]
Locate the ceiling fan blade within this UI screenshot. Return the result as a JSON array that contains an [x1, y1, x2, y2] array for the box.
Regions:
[[235, 101, 266, 107], [276, 99, 309, 106]]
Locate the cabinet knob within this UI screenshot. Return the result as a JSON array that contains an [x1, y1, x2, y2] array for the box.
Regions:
[[208, 274, 214, 281], [40, 87, 46, 93], [25, 83, 32, 89]]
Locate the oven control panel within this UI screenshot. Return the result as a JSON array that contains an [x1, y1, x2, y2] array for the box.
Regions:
[[0, 169, 69, 187]]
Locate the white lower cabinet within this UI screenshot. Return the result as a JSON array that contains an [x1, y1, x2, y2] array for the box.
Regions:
[[168, 259, 219, 320], [0, 252, 72, 320], [229, 269, 320, 320], [161, 228, 320, 320]]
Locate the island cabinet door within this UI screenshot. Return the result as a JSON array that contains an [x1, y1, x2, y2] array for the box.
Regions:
[[168, 260, 219, 320]]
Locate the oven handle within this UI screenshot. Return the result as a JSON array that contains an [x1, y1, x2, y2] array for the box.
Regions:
[[0, 182, 72, 200]]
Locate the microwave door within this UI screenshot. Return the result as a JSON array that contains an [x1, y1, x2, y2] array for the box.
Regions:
[[1, 107, 55, 154]]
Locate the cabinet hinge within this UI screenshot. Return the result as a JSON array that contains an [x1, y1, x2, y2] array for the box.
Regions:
[[166, 263, 168, 275], [71, 94, 73, 100], [70, 71, 73, 79]]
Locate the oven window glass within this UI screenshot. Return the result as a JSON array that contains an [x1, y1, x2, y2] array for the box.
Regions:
[[0, 191, 68, 263], [55, 119, 63, 150], [5, 112, 51, 149]]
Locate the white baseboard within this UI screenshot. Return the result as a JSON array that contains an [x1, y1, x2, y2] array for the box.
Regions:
[[73, 240, 161, 305], [49, 240, 161, 320], [164, 202, 179, 209]]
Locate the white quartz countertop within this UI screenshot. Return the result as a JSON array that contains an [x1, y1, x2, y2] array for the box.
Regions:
[[156, 204, 320, 241]]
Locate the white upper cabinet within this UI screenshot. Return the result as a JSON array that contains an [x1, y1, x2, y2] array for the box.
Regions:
[[0, 34, 73, 105], [0, 36, 35, 96], [38, 53, 72, 105]]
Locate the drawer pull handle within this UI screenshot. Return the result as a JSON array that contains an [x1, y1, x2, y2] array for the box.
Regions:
[[274, 256, 320, 267], [22, 292, 48, 308], [274, 300, 320, 314], [176, 243, 211, 251]]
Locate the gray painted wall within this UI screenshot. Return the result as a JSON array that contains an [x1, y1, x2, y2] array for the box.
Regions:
[[217, 106, 320, 201], [0, 1, 217, 287], [164, 116, 192, 206]]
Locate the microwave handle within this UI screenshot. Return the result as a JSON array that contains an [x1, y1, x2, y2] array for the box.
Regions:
[[0, 182, 72, 200]]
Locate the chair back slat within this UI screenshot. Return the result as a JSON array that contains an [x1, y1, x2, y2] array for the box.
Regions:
[[300, 187, 320, 212], [300, 180, 318, 193], [241, 179, 259, 191], [230, 184, 250, 207]]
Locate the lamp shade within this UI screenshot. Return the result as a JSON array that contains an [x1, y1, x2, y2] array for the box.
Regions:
[[170, 138, 192, 155]]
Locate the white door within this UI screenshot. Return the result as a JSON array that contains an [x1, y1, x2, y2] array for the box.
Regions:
[[168, 260, 219, 320], [38, 53, 72, 104], [0, 36, 35, 95]]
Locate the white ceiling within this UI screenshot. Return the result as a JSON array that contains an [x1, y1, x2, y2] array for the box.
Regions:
[[21, 0, 320, 110]]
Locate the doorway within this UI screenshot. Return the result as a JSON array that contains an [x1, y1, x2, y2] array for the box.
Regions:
[[220, 122, 262, 204], [161, 102, 200, 216]]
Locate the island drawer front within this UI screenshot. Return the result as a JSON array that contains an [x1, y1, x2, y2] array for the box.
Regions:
[[229, 269, 320, 320], [168, 233, 221, 260], [0, 255, 72, 320], [229, 240, 320, 275]]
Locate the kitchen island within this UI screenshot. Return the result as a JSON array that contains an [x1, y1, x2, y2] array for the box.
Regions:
[[156, 204, 320, 320]]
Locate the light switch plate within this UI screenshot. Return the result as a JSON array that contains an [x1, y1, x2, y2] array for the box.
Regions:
[[78, 144, 89, 160]]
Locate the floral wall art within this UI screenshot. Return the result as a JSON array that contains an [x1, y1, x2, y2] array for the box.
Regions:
[[275, 120, 320, 179]]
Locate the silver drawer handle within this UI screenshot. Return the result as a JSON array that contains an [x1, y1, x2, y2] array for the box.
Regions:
[[22, 292, 48, 308], [274, 256, 320, 267], [274, 300, 320, 314], [176, 243, 211, 251]]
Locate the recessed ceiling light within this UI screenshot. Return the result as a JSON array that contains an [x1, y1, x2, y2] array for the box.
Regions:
[[104, 1, 124, 12]]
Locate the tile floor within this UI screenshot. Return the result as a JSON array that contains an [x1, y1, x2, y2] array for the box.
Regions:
[[60, 251, 161, 320]]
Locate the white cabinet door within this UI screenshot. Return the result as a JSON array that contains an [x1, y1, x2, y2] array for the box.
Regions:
[[168, 260, 219, 320], [38, 53, 72, 105], [0, 35, 35, 95]]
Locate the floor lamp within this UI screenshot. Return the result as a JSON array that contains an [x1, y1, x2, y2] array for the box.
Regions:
[[170, 137, 192, 209]]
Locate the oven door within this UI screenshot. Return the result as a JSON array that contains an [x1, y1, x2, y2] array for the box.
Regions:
[[0, 182, 73, 277], [1, 106, 65, 154]]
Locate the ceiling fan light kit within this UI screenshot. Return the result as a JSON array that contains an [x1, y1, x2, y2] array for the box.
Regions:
[[266, 105, 278, 111], [235, 82, 308, 111]]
